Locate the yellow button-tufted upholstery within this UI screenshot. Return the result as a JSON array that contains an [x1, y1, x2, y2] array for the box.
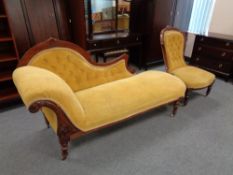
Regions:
[[161, 28, 215, 90], [163, 31, 186, 72], [29, 48, 132, 91]]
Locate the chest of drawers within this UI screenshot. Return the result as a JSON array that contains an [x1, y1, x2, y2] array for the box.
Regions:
[[190, 35, 233, 80]]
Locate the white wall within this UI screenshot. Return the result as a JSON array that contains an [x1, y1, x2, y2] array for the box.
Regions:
[[208, 0, 233, 39], [185, 33, 196, 57]]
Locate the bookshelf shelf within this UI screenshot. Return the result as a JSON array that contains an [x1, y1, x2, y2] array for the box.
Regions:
[[0, 0, 19, 106]]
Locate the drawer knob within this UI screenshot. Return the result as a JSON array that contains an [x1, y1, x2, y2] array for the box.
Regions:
[[200, 37, 204, 42], [221, 52, 226, 57], [196, 57, 200, 61], [93, 43, 97, 47], [198, 47, 202, 51], [218, 64, 223, 68], [225, 42, 230, 47], [116, 40, 120, 44], [136, 37, 139, 41]]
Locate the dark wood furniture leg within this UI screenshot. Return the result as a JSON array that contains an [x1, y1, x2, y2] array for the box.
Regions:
[[29, 100, 79, 160], [206, 84, 213, 96], [171, 99, 180, 117], [184, 89, 190, 106], [58, 128, 70, 160]]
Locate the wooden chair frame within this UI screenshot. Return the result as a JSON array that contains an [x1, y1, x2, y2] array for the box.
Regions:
[[160, 26, 214, 105], [18, 38, 183, 160]]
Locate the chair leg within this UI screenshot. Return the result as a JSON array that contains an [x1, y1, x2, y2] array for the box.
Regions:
[[206, 84, 213, 96], [183, 89, 190, 106], [58, 128, 70, 160], [171, 99, 180, 117]]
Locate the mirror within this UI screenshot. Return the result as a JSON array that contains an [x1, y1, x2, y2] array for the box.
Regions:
[[117, 0, 130, 31], [91, 0, 116, 33], [85, 0, 131, 36]]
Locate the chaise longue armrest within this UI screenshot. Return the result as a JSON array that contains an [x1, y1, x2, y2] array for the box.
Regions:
[[13, 66, 85, 129]]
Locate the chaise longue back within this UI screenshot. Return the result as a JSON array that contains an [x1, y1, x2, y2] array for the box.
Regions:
[[20, 38, 132, 92]]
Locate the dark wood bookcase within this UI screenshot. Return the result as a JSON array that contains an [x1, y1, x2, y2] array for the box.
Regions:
[[0, 0, 19, 105]]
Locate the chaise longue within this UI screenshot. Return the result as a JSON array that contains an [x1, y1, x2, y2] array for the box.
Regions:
[[13, 38, 186, 160]]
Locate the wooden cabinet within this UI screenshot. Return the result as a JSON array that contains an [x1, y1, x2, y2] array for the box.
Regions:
[[0, 0, 71, 106], [68, 0, 183, 69], [4, 0, 71, 56], [21, 0, 60, 44], [191, 35, 233, 80], [0, 0, 19, 105], [131, 0, 177, 69], [67, 0, 142, 66]]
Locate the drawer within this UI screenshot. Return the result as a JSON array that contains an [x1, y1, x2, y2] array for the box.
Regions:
[[197, 36, 233, 50], [191, 56, 233, 73], [87, 40, 102, 50], [212, 61, 232, 73], [102, 38, 130, 47], [194, 44, 233, 61], [191, 56, 212, 68]]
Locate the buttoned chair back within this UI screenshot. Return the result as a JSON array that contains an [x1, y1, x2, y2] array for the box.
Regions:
[[160, 27, 187, 72]]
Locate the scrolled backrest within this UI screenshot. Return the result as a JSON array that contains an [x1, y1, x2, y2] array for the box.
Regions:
[[28, 47, 98, 91], [160, 27, 187, 72], [19, 38, 131, 92]]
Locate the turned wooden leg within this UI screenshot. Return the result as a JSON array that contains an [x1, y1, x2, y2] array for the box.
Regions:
[[171, 100, 180, 117], [58, 135, 70, 160], [58, 127, 70, 160], [206, 85, 213, 96], [183, 89, 190, 106], [61, 143, 69, 160]]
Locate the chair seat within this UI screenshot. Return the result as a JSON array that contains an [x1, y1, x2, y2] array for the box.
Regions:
[[75, 71, 186, 131], [171, 66, 215, 89]]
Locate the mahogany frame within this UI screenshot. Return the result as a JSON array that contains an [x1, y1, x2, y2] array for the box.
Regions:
[[18, 38, 183, 160], [160, 26, 214, 105]]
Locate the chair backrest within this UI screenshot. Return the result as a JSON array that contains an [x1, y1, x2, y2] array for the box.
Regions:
[[18, 38, 130, 91], [160, 27, 187, 72]]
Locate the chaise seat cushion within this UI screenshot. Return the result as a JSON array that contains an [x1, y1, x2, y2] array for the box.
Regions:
[[171, 66, 215, 89], [75, 71, 186, 131]]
